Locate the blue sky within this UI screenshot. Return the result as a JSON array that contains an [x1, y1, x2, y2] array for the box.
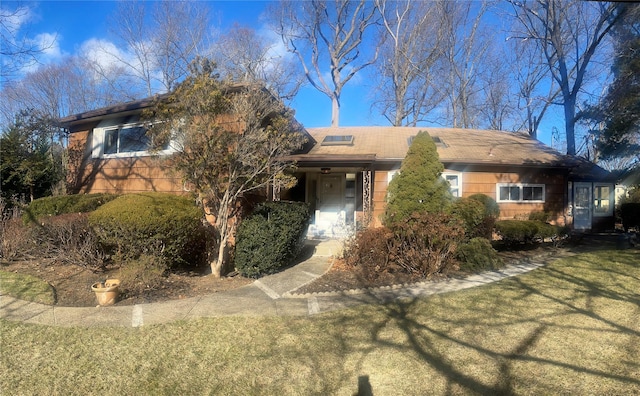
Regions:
[[6, 0, 561, 147]]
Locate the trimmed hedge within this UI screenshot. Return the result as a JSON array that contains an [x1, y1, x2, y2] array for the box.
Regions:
[[23, 194, 118, 224], [448, 197, 485, 239], [495, 220, 569, 244], [88, 193, 207, 267], [457, 237, 503, 271], [235, 201, 310, 278]]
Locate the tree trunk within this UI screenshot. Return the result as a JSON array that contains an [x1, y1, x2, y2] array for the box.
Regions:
[[564, 95, 577, 155], [331, 94, 340, 127]]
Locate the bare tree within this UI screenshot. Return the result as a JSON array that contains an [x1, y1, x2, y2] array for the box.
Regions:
[[0, 4, 54, 81], [371, 0, 445, 126], [104, 0, 210, 95], [145, 58, 306, 277], [508, 0, 624, 155], [272, 0, 379, 127], [212, 24, 304, 102], [437, 0, 493, 129]]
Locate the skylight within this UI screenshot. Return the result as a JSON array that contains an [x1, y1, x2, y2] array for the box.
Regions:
[[407, 135, 447, 148], [321, 135, 354, 146]]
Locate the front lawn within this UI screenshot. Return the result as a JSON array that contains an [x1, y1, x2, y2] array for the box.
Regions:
[[1, 249, 638, 395]]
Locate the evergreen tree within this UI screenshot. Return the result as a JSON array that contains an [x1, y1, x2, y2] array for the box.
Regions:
[[0, 111, 62, 205], [585, 4, 640, 165], [383, 131, 452, 225]]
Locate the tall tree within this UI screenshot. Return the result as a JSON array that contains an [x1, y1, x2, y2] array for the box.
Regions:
[[437, 0, 493, 129], [372, 0, 445, 126], [212, 24, 304, 101], [0, 111, 63, 204], [0, 4, 54, 81], [584, 4, 640, 167], [145, 58, 306, 277], [272, 0, 379, 126], [104, 0, 210, 95], [509, 0, 624, 155]]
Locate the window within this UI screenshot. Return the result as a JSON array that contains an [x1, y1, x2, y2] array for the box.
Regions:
[[104, 125, 151, 154], [442, 172, 462, 198], [92, 118, 175, 159], [593, 184, 612, 216], [321, 135, 354, 146], [497, 183, 545, 202]]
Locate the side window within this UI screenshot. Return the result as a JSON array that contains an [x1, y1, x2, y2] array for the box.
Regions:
[[593, 184, 612, 216], [442, 172, 461, 198], [497, 184, 545, 203]]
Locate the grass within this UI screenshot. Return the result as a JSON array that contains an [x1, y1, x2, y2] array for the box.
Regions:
[[1, 249, 639, 395], [0, 270, 55, 305]]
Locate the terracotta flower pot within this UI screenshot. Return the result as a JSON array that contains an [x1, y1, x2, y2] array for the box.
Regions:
[[91, 279, 121, 306]]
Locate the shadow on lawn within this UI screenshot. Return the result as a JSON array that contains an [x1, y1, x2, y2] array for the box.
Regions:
[[311, 245, 640, 395]]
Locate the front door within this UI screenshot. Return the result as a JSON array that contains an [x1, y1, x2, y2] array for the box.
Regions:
[[314, 175, 344, 235], [574, 182, 592, 230]]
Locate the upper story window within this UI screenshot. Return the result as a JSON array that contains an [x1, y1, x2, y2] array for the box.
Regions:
[[442, 172, 461, 198], [497, 183, 545, 203], [92, 117, 175, 159]]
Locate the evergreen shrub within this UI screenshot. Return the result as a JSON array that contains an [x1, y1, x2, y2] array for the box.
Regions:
[[235, 201, 310, 278], [88, 193, 207, 267], [448, 197, 485, 239], [24, 194, 118, 224], [528, 211, 553, 222], [456, 237, 503, 271], [468, 193, 500, 239], [495, 220, 568, 244], [383, 131, 452, 225]]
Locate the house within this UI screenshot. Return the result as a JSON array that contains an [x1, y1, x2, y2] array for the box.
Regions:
[[285, 127, 617, 235], [60, 102, 616, 235]]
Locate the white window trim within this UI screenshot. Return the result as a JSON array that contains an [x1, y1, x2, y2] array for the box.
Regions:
[[92, 121, 177, 159], [593, 183, 614, 217], [442, 172, 462, 198], [496, 183, 545, 203]]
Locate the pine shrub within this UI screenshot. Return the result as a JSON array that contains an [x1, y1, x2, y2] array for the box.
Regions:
[[383, 131, 452, 225], [457, 237, 503, 271], [88, 193, 207, 267], [235, 201, 310, 278]]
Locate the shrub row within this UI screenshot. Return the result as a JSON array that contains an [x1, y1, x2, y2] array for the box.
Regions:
[[23, 193, 118, 224], [235, 201, 310, 278], [88, 193, 208, 268], [495, 220, 569, 244]]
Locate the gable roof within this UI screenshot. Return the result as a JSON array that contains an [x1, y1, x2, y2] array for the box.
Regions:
[[299, 126, 565, 166]]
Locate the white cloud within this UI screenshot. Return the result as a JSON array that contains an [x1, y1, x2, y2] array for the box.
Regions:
[[0, 6, 33, 34]]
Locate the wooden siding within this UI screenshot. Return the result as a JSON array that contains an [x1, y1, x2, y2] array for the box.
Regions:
[[67, 128, 183, 195], [366, 168, 568, 227]]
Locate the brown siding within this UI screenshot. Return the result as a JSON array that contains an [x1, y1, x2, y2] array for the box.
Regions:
[[67, 128, 183, 195], [459, 171, 567, 224], [371, 170, 389, 227]]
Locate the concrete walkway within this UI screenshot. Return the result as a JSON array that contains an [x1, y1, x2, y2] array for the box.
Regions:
[[0, 240, 552, 328]]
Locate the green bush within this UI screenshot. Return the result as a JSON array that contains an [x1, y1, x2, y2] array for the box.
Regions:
[[468, 194, 500, 239], [448, 197, 485, 239], [495, 220, 568, 244], [23, 194, 118, 224], [456, 237, 503, 271], [118, 254, 168, 296], [235, 201, 310, 278], [620, 203, 640, 231], [88, 193, 207, 267], [383, 131, 452, 225], [528, 211, 553, 222]]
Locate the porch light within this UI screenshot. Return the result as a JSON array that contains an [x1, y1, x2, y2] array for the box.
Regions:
[[321, 167, 331, 174]]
